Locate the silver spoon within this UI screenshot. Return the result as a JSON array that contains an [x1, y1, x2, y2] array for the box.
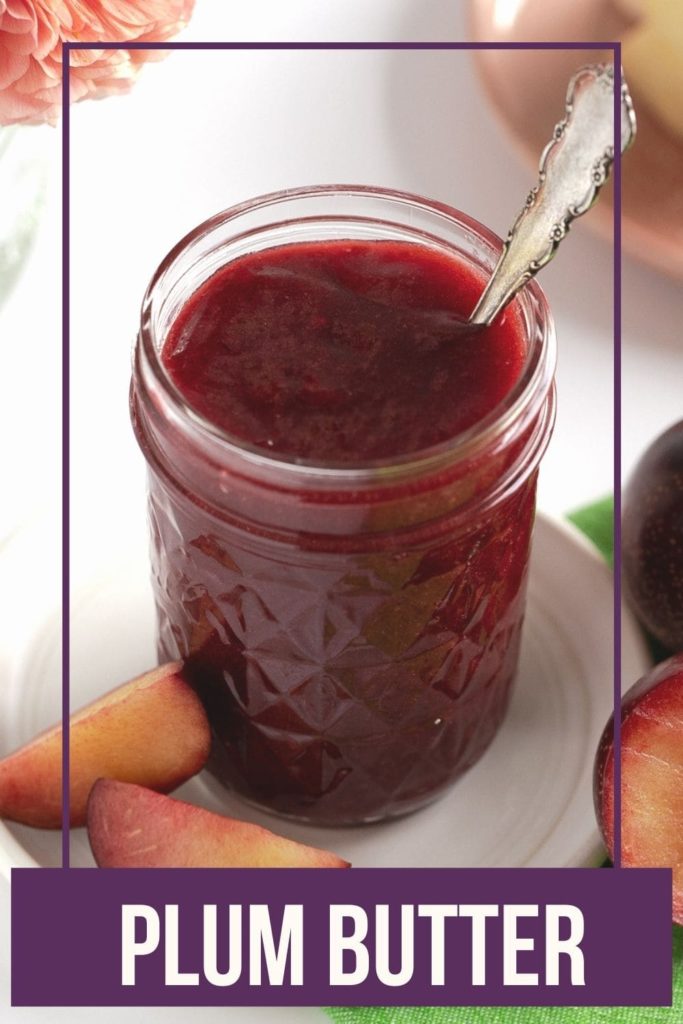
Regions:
[[471, 62, 636, 326]]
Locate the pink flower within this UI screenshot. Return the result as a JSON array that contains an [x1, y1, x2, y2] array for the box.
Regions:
[[0, 0, 195, 125]]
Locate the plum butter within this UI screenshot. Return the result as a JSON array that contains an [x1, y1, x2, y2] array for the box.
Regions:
[[161, 239, 526, 463], [131, 186, 556, 825]]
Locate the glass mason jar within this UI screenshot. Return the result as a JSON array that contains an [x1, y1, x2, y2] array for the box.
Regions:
[[131, 185, 556, 826]]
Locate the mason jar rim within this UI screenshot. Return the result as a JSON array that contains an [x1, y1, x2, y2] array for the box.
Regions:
[[137, 183, 556, 489]]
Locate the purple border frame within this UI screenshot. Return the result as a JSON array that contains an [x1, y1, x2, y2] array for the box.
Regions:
[[61, 39, 622, 871]]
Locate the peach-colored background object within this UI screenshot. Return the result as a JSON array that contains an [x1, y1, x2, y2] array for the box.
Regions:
[[468, 0, 683, 280], [0, 0, 195, 126]]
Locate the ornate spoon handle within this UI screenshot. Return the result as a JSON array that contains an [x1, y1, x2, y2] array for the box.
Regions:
[[471, 63, 637, 326]]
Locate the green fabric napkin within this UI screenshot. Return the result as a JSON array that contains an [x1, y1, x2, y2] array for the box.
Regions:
[[327, 928, 682, 1024], [326, 498, 682, 1022], [567, 496, 614, 567]]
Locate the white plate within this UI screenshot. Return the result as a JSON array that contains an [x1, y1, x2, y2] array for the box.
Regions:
[[0, 512, 650, 876]]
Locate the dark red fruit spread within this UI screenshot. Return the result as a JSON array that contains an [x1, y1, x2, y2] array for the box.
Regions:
[[161, 240, 526, 462]]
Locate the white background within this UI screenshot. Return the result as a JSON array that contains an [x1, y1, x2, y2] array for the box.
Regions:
[[0, 0, 680, 1019]]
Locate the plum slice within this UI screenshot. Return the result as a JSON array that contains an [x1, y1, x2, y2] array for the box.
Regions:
[[87, 779, 349, 868], [0, 662, 211, 828]]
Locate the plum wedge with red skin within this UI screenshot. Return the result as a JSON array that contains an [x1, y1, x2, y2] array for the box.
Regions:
[[87, 779, 350, 868], [0, 662, 211, 828], [595, 654, 683, 924]]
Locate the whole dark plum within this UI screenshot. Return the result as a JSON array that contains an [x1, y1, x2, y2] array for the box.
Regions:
[[622, 421, 683, 652]]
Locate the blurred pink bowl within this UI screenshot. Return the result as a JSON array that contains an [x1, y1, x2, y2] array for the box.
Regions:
[[468, 0, 683, 280]]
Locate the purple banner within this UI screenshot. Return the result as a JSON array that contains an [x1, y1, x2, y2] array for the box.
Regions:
[[11, 867, 671, 1007]]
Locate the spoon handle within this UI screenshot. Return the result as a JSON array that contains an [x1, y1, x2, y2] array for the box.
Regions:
[[471, 63, 636, 326]]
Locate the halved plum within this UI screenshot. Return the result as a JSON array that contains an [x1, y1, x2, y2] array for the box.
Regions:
[[595, 654, 683, 924]]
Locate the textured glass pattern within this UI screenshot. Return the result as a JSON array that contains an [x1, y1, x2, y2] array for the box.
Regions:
[[150, 473, 537, 825]]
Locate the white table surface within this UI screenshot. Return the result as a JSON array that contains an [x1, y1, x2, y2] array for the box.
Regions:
[[0, 0, 680, 1017]]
